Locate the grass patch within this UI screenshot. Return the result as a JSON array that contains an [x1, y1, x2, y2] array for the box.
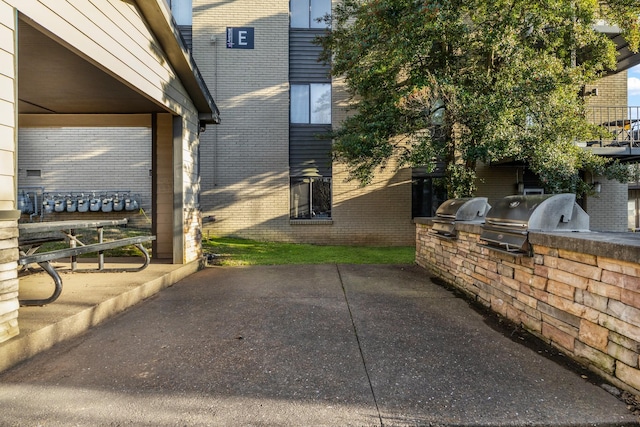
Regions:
[[202, 236, 416, 266]]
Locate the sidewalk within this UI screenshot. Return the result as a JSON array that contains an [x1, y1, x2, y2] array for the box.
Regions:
[[0, 258, 200, 374], [0, 264, 638, 426]]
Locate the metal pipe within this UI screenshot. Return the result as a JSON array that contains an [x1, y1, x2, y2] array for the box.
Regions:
[[19, 261, 63, 306]]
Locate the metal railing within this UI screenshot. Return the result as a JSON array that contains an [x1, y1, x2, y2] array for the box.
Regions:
[[584, 106, 640, 147]]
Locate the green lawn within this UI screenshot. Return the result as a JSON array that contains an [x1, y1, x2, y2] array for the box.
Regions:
[[36, 231, 416, 265], [202, 236, 416, 266]]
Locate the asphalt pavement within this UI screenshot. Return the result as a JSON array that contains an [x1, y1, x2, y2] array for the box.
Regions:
[[0, 264, 637, 426]]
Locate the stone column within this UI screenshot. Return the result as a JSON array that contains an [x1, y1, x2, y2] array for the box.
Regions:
[[0, 213, 21, 343]]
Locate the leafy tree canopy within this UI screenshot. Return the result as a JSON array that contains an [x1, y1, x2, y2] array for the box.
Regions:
[[319, 0, 640, 197]]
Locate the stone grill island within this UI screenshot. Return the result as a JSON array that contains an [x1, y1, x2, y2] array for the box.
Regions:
[[415, 195, 640, 396]]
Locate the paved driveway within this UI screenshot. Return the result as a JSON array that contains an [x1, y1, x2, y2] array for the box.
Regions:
[[0, 265, 637, 426]]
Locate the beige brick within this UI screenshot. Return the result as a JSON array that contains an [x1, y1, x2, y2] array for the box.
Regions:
[[600, 314, 640, 343], [547, 294, 587, 318], [598, 256, 640, 277], [477, 258, 497, 273], [498, 263, 514, 278], [0, 278, 17, 294], [579, 319, 609, 351], [574, 288, 606, 310], [490, 296, 509, 316], [544, 255, 558, 269], [607, 341, 638, 368], [607, 300, 640, 328], [521, 284, 549, 303], [555, 257, 601, 280], [609, 331, 640, 353], [531, 275, 547, 290], [533, 245, 557, 256], [500, 275, 521, 291], [543, 322, 575, 351], [516, 291, 538, 309], [471, 270, 492, 285], [0, 248, 17, 264], [0, 318, 18, 342], [518, 256, 534, 269], [616, 362, 640, 392], [0, 226, 18, 240], [575, 341, 615, 374], [621, 289, 640, 309], [547, 279, 575, 300], [521, 313, 542, 333], [547, 268, 589, 290], [542, 312, 580, 336], [587, 279, 621, 300], [601, 270, 640, 293], [514, 268, 533, 286], [558, 249, 597, 266]]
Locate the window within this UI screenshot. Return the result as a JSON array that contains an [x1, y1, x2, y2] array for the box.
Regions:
[[291, 84, 331, 124], [412, 177, 447, 218], [169, 0, 192, 26], [290, 177, 331, 219], [291, 0, 331, 29]]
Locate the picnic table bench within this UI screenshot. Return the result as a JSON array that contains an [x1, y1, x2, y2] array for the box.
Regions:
[[18, 219, 155, 306]]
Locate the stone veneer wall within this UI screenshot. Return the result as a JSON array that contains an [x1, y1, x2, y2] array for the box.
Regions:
[[0, 218, 19, 343], [416, 219, 640, 395]]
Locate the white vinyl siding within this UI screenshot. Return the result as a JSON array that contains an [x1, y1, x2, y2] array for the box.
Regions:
[[0, 1, 15, 211], [7, 0, 195, 123]]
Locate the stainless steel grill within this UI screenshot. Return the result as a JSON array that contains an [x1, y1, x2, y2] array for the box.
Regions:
[[432, 197, 491, 238], [480, 193, 589, 255]]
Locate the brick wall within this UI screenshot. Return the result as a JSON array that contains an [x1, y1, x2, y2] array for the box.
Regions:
[[194, 0, 291, 242], [586, 72, 628, 107], [18, 127, 152, 226], [587, 177, 629, 232], [416, 220, 640, 394], [193, 0, 415, 246]]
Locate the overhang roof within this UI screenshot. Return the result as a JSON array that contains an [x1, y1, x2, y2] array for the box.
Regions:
[[135, 0, 220, 124], [17, 0, 219, 124], [594, 23, 640, 73]]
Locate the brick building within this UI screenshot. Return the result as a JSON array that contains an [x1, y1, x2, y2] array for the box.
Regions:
[[192, 0, 415, 246], [188, 0, 636, 243]]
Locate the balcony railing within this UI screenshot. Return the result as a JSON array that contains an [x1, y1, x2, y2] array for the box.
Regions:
[[584, 106, 640, 147]]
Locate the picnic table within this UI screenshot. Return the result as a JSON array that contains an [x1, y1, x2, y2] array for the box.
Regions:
[[18, 219, 155, 306]]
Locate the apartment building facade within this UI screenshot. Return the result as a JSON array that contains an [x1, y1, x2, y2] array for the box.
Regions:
[[192, 0, 416, 246], [191, 1, 637, 243]]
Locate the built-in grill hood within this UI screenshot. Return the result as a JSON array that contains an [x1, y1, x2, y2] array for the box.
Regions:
[[480, 193, 589, 255], [432, 197, 491, 238]]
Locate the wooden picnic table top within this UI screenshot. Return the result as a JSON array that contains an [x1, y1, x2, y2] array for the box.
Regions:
[[19, 218, 128, 235]]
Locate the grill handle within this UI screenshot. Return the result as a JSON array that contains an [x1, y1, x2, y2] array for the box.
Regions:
[[485, 221, 528, 230]]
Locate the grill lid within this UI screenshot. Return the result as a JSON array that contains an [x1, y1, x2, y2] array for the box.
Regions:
[[480, 193, 589, 254], [435, 197, 491, 221], [484, 193, 589, 231], [432, 197, 491, 237]]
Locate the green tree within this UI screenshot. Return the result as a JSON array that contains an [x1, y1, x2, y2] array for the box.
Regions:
[[319, 0, 640, 197]]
